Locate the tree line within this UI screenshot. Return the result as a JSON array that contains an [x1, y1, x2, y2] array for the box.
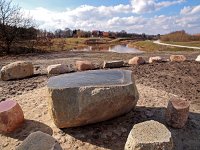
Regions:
[[161, 30, 200, 42], [0, 0, 38, 54]]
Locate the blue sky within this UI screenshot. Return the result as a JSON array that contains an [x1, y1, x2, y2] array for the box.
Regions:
[[13, 0, 200, 34]]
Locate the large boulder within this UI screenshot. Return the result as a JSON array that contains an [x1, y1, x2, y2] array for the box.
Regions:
[[47, 70, 139, 128], [165, 98, 190, 128], [75, 60, 95, 71], [1, 61, 34, 81], [103, 60, 124, 68], [47, 64, 74, 75], [149, 56, 163, 63], [0, 100, 24, 133], [16, 131, 63, 150], [170, 55, 186, 62], [195, 55, 200, 62], [125, 120, 173, 150], [128, 57, 145, 65]]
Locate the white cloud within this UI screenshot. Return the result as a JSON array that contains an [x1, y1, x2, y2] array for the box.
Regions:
[[25, 2, 200, 34], [180, 5, 200, 15], [131, 0, 185, 13]]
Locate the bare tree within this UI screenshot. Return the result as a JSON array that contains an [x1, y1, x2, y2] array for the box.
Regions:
[[0, 0, 34, 54]]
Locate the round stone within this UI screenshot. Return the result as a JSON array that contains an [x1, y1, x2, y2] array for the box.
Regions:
[[128, 57, 145, 65], [125, 120, 173, 150], [47, 69, 139, 128], [170, 55, 186, 62], [0, 100, 24, 133]]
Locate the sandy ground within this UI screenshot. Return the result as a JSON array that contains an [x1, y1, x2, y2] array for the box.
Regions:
[[0, 51, 200, 150]]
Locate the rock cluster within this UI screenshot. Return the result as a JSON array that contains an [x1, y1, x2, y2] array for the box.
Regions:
[[0, 100, 24, 133], [125, 120, 173, 150]]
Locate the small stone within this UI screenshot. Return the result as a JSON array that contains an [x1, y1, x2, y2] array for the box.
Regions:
[[113, 129, 122, 136], [121, 127, 128, 133], [103, 60, 124, 68], [16, 131, 63, 150], [101, 133, 107, 139], [3, 143, 9, 147], [75, 61, 95, 71], [145, 110, 154, 118], [76, 134, 85, 138], [0, 100, 24, 133], [165, 98, 190, 128], [195, 55, 200, 62], [170, 55, 186, 62], [106, 131, 113, 137], [128, 57, 145, 65], [125, 120, 173, 150], [149, 56, 163, 63]]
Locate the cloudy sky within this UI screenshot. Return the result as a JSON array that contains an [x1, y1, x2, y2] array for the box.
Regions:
[[13, 0, 200, 34]]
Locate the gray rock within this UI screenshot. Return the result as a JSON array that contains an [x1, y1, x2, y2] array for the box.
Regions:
[[125, 120, 173, 150], [47, 70, 139, 128], [103, 60, 124, 68], [47, 64, 74, 75], [1, 61, 34, 81], [16, 131, 63, 150]]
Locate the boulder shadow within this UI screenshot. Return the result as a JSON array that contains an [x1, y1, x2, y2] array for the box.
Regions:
[[61, 106, 200, 150], [3, 119, 53, 141]]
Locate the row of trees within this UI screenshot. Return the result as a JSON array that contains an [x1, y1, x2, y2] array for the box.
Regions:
[[0, 0, 36, 54], [161, 30, 200, 42]]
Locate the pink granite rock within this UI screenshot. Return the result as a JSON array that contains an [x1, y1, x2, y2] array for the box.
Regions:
[[165, 98, 190, 128], [0, 100, 24, 133], [128, 57, 145, 65], [75, 61, 95, 71], [170, 55, 186, 62]]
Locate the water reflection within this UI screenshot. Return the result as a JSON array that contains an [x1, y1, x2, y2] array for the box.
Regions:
[[109, 45, 143, 54], [72, 44, 143, 54]]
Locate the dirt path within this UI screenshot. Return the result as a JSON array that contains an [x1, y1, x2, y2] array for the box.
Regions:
[[154, 40, 200, 50]]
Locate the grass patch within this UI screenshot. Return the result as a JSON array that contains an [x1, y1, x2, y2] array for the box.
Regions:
[[128, 40, 200, 52]]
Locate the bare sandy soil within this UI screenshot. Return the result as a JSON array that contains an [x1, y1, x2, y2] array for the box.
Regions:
[[0, 51, 200, 150]]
